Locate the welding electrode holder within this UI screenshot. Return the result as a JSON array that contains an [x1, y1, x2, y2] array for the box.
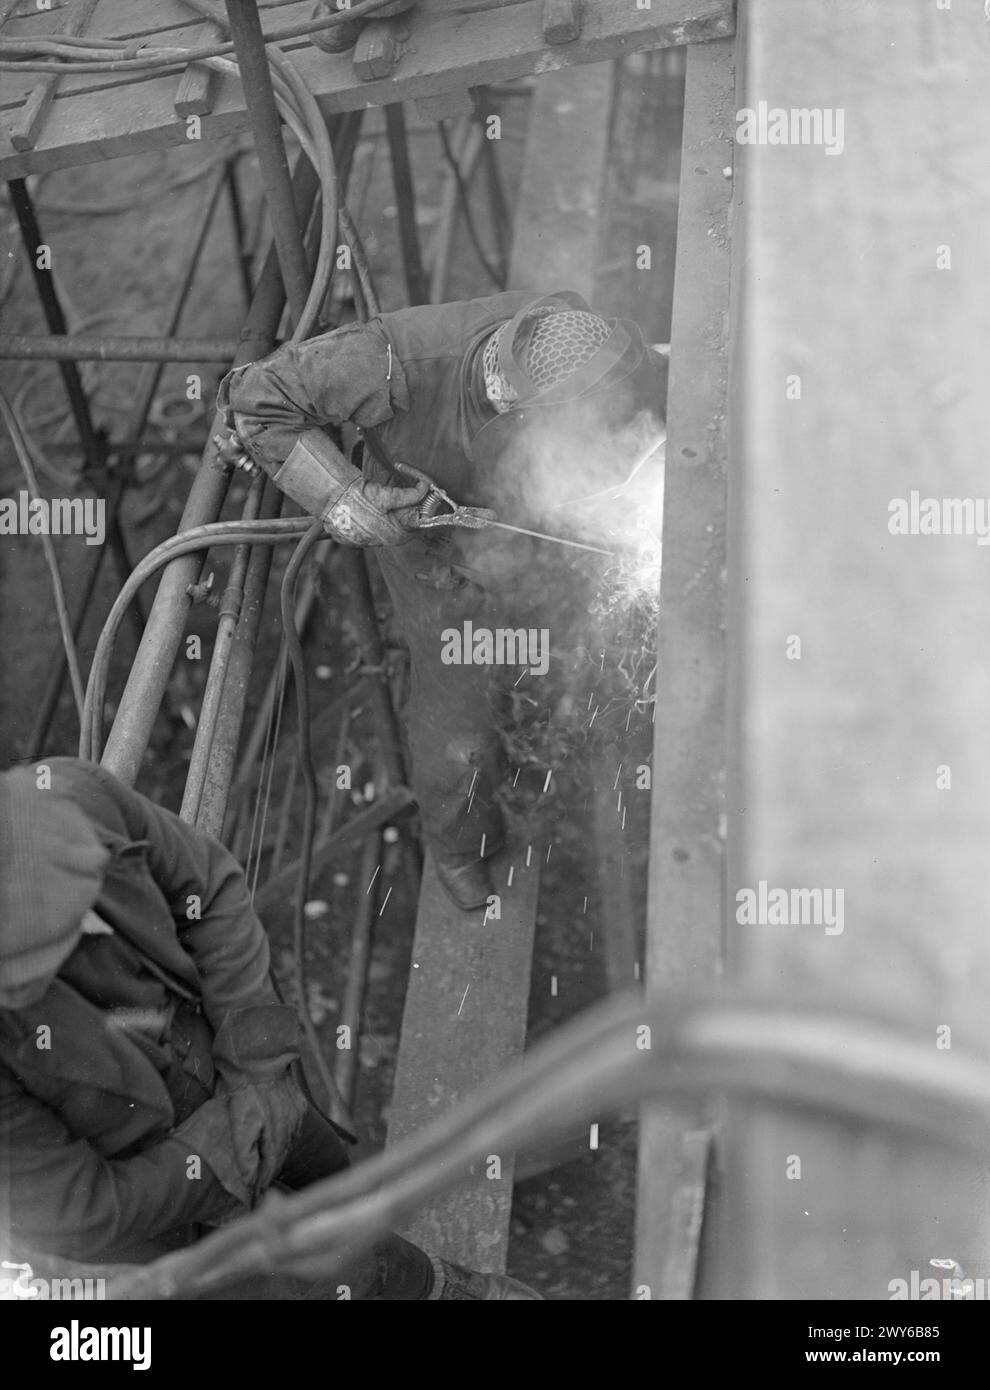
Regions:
[[391, 458, 496, 531]]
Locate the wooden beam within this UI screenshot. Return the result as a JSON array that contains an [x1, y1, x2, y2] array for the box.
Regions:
[[633, 34, 734, 1301], [10, 0, 101, 153], [0, 0, 736, 179], [352, 19, 403, 81], [542, 0, 582, 45], [728, 0, 990, 1297], [174, 19, 224, 119], [387, 844, 540, 1271]]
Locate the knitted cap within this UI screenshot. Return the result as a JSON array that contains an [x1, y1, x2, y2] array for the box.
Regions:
[[0, 767, 108, 1007]]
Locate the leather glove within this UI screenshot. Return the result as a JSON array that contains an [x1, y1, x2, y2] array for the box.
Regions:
[[174, 1076, 308, 1210], [217, 426, 430, 548], [322, 474, 430, 546]]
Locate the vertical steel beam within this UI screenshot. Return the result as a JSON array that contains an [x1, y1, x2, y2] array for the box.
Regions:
[[385, 103, 429, 306], [633, 36, 733, 1301], [224, 0, 311, 325]]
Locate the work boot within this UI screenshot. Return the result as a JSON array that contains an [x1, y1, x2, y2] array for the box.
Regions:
[[428, 1256, 544, 1301], [432, 847, 494, 911]]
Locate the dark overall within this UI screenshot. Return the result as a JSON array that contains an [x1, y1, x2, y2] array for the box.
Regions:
[[225, 293, 540, 857]]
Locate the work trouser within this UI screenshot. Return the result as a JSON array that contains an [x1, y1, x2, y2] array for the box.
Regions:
[[374, 530, 507, 858]]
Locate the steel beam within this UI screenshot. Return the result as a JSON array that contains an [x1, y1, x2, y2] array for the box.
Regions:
[[633, 35, 733, 1301]]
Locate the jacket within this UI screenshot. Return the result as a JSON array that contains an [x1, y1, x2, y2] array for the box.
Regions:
[[0, 758, 299, 1263]]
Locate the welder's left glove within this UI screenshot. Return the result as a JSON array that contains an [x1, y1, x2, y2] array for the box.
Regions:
[[174, 1076, 308, 1210]]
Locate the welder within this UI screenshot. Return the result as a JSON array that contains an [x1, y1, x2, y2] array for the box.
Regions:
[[0, 758, 541, 1299], [217, 291, 667, 909]]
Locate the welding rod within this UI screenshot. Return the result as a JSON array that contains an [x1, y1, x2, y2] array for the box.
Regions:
[[482, 518, 615, 557]]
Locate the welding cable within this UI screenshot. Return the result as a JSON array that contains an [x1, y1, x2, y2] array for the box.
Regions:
[[0, 387, 87, 726], [104, 989, 990, 1298], [279, 517, 356, 1131], [339, 205, 381, 318], [0, 0, 400, 73], [78, 516, 312, 761]]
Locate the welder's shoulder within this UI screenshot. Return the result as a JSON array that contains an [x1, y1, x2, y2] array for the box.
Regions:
[[376, 291, 534, 363], [35, 757, 135, 841]]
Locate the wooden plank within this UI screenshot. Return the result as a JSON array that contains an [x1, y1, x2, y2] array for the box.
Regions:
[[387, 843, 540, 1271], [352, 18, 402, 81], [508, 59, 614, 301], [0, 0, 736, 178], [174, 20, 223, 118], [632, 34, 733, 1301], [728, 0, 990, 1299], [542, 0, 581, 45], [10, 0, 102, 152], [0, 1, 316, 112]]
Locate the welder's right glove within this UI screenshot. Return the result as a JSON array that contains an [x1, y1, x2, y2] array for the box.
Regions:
[[229, 425, 429, 547]]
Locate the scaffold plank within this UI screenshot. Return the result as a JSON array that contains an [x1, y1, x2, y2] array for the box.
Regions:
[[0, 0, 735, 178], [386, 843, 540, 1272]]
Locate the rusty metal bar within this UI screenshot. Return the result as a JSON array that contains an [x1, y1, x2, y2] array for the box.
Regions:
[[6, 178, 104, 466], [180, 473, 266, 823], [334, 830, 382, 1109], [0, 333, 241, 362], [196, 482, 283, 836]]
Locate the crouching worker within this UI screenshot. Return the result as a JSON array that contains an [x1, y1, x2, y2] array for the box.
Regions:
[[0, 758, 540, 1300]]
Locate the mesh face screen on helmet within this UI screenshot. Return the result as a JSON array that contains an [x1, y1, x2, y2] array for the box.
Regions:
[[482, 307, 613, 412], [524, 311, 612, 392]]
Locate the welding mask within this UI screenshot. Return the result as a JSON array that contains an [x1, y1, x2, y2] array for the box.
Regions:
[[469, 292, 667, 523]]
